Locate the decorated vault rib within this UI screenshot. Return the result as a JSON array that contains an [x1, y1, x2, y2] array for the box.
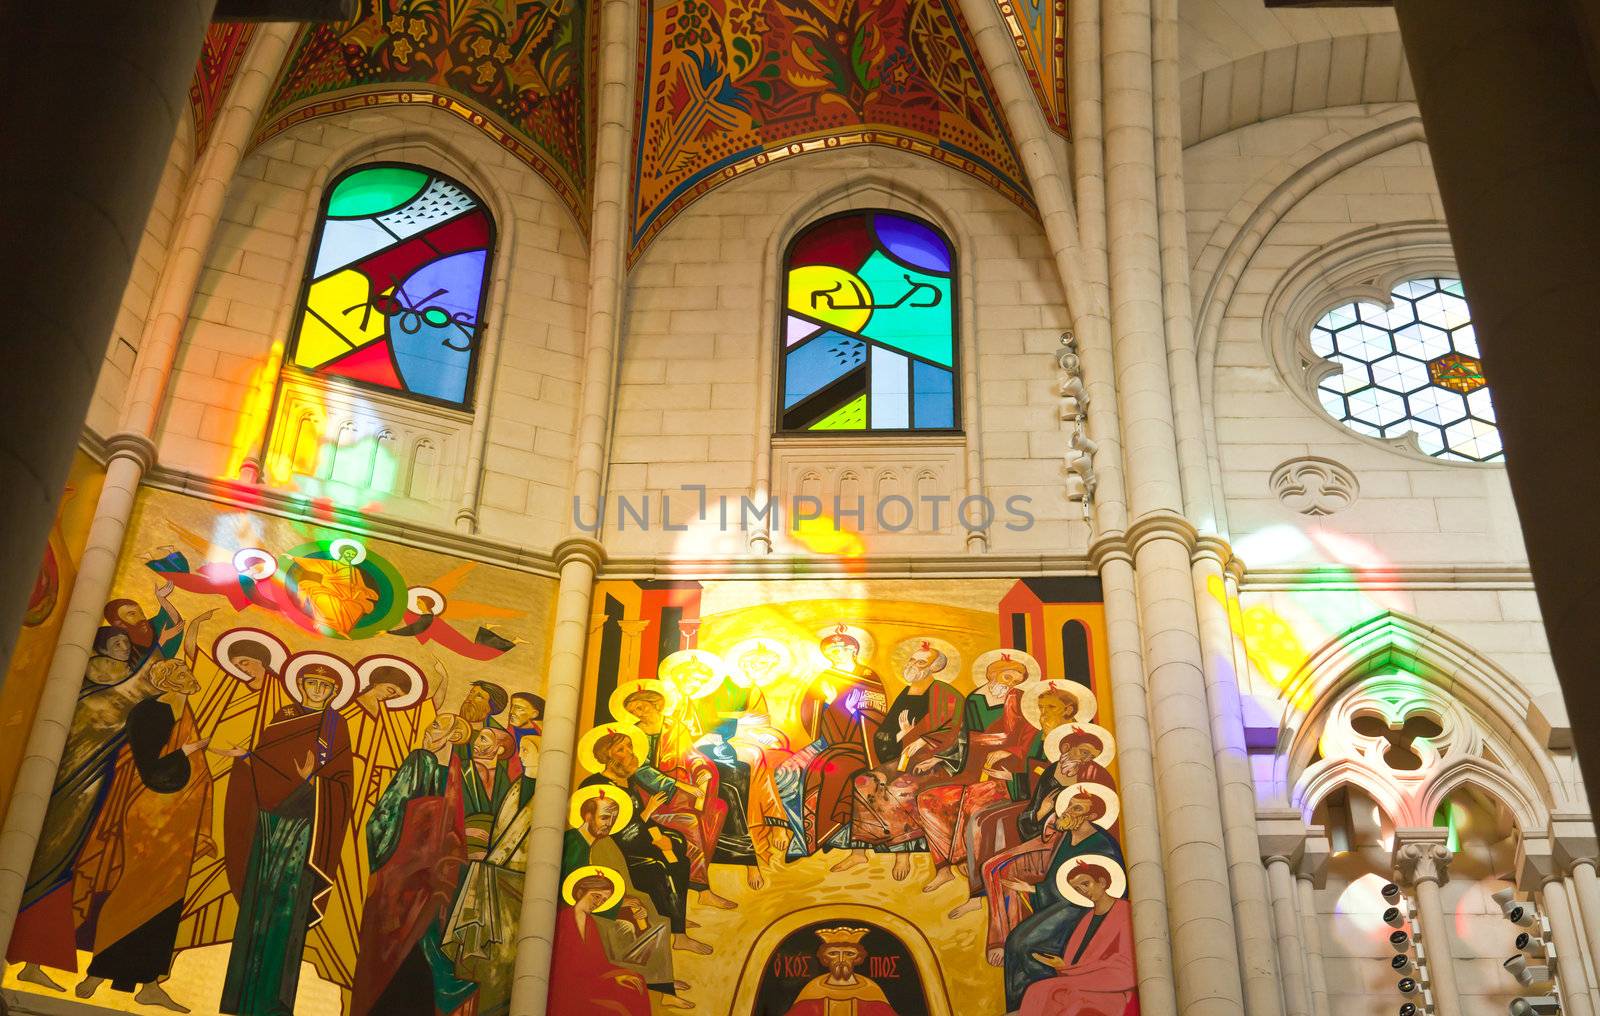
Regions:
[[254, 0, 592, 230], [191, 23, 258, 154], [996, 0, 1068, 134], [631, 0, 1035, 260]]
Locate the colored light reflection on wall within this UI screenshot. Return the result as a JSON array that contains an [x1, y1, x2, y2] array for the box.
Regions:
[[225, 340, 283, 481]]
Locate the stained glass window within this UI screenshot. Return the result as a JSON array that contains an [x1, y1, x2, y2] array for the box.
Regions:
[[780, 211, 958, 432], [1309, 277, 1501, 462], [289, 163, 493, 408]]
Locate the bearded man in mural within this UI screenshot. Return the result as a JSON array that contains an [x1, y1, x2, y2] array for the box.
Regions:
[[775, 626, 887, 860], [847, 639, 965, 880], [781, 927, 900, 1016], [220, 662, 355, 1015]]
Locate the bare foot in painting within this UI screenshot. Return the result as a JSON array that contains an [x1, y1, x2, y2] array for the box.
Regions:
[[73, 976, 106, 999], [135, 981, 191, 1013], [674, 980, 691, 992], [947, 897, 983, 920], [698, 889, 737, 909], [746, 866, 766, 889], [673, 934, 713, 955], [18, 964, 64, 991], [986, 947, 1005, 967], [891, 854, 912, 881], [922, 866, 956, 892], [658, 993, 696, 1009], [829, 849, 869, 872]]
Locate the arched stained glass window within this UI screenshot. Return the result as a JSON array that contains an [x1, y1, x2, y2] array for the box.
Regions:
[[289, 163, 494, 408], [1310, 277, 1501, 462], [780, 211, 958, 432]]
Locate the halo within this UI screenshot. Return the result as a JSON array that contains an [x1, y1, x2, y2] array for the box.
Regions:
[[655, 650, 727, 700], [283, 651, 358, 710], [610, 678, 682, 721], [1055, 854, 1127, 906], [356, 654, 427, 710], [213, 627, 288, 683], [561, 865, 625, 908], [328, 537, 367, 565], [724, 637, 794, 688], [1023, 679, 1098, 729], [972, 648, 1042, 690], [576, 723, 649, 773], [890, 636, 962, 687], [814, 623, 875, 663], [1044, 722, 1117, 766], [568, 783, 636, 830], [407, 585, 446, 615], [231, 547, 277, 580], [1054, 781, 1121, 829]]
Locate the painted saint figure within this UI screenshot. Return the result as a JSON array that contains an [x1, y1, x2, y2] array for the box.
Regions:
[[1018, 861, 1136, 1016], [547, 872, 652, 1016], [292, 542, 378, 637], [219, 662, 355, 1015], [780, 927, 899, 1016]]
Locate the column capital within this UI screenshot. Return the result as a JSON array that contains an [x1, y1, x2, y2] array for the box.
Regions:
[[553, 536, 605, 573], [1298, 824, 1333, 889], [1088, 530, 1132, 569], [1393, 828, 1452, 887], [1191, 533, 1234, 569], [103, 430, 158, 472], [1124, 510, 1199, 556], [1548, 813, 1599, 871], [1257, 808, 1309, 867]]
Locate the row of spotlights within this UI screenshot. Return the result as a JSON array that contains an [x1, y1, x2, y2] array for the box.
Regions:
[[1494, 888, 1562, 1015]]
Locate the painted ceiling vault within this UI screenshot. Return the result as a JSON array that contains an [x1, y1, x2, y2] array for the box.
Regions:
[[255, 0, 593, 229], [998, 0, 1068, 134], [630, 0, 1035, 259], [191, 24, 257, 154]]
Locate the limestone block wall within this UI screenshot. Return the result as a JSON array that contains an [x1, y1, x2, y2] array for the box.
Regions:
[[88, 119, 194, 437], [151, 106, 588, 549], [606, 145, 1080, 559]]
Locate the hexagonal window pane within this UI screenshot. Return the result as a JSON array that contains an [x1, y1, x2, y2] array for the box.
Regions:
[[1305, 277, 1501, 462]]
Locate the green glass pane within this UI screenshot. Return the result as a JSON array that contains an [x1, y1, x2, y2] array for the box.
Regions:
[[856, 251, 953, 366], [327, 166, 431, 218], [811, 394, 867, 430]]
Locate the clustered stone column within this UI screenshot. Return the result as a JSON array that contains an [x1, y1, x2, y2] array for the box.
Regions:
[[505, 2, 636, 1013], [1259, 813, 1314, 1016], [1539, 873, 1598, 1016], [0, 24, 297, 950], [1393, 829, 1461, 1016], [1294, 827, 1332, 1016]]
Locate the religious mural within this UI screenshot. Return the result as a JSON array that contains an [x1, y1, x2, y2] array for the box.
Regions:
[[0, 451, 106, 820], [631, 0, 1033, 258], [997, 0, 1068, 135], [257, 0, 593, 227], [552, 577, 1138, 1015], [189, 24, 258, 154], [2, 487, 555, 1015]]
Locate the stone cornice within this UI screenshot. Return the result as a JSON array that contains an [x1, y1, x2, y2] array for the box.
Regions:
[[1240, 564, 1535, 591]]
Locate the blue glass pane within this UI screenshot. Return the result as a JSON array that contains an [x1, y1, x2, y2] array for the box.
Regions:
[[912, 361, 955, 429], [871, 346, 909, 429], [784, 332, 867, 408]]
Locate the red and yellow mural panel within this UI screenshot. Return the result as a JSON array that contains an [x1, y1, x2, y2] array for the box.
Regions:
[[553, 576, 1136, 1015]]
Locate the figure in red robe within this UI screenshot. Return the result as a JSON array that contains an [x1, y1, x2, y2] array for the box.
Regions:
[[1018, 861, 1137, 1016], [548, 871, 652, 1016], [780, 927, 900, 1016], [387, 590, 516, 661]]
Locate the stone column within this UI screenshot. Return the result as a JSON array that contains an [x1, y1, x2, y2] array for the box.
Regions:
[[507, 2, 635, 1013], [1294, 827, 1332, 1016], [1571, 860, 1600, 973], [0, 26, 295, 950], [1540, 876, 1598, 1016], [1260, 815, 1313, 1016], [955, 0, 1175, 1010], [0, 0, 217, 679], [1393, 830, 1461, 1016], [1104, 0, 1244, 1005]]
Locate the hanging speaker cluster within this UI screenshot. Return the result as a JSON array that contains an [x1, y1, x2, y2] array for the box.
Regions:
[[1495, 888, 1562, 1014], [1381, 882, 1435, 1016]]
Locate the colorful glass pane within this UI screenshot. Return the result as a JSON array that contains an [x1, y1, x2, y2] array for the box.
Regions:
[[291, 163, 493, 407], [781, 212, 957, 432], [1310, 277, 1501, 462]]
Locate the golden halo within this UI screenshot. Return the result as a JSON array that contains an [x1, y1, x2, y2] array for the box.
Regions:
[[231, 547, 277, 580], [1044, 722, 1117, 765], [1055, 854, 1127, 906], [972, 648, 1042, 690], [890, 636, 962, 688], [282, 651, 358, 710], [327, 537, 367, 565], [568, 783, 636, 830], [655, 650, 727, 700], [1022, 679, 1098, 729], [407, 585, 446, 615], [355, 654, 427, 710], [610, 678, 682, 722], [562, 865, 625, 908], [1053, 781, 1121, 829], [814, 623, 875, 663], [576, 723, 649, 773], [724, 637, 793, 688], [213, 627, 287, 684]]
